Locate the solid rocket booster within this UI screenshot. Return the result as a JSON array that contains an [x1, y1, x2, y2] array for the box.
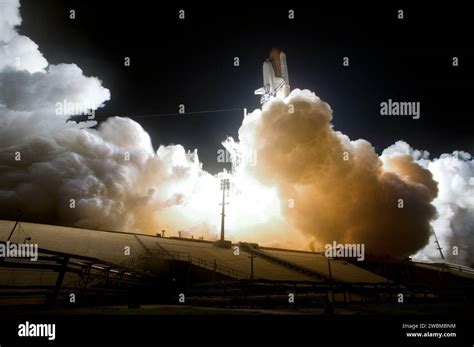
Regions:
[[255, 48, 291, 104]]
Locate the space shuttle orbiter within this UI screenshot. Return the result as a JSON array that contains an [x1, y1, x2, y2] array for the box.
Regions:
[[254, 48, 290, 104]]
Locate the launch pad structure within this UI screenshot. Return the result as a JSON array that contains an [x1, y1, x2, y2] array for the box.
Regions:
[[1, 44, 472, 310], [0, 219, 473, 312]]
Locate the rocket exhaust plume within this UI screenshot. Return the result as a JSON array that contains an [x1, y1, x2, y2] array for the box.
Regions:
[[1, 0, 473, 265], [382, 142, 474, 266], [232, 90, 438, 258]]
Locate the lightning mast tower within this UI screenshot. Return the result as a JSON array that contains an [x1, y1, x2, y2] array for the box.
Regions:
[[220, 178, 229, 242], [214, 177, 232, 248]]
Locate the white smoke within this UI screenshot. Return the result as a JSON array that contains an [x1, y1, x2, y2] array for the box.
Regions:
[[1, 0, 47, 73], [0, 0, 109, 148], [0, 0, 293, 246], [0, 0, 22, 42], [0, 0, 198, 232], [382, 142, 474, 266]]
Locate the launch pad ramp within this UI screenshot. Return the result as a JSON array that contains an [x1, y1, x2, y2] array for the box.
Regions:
[[239, 242, 326, 281]]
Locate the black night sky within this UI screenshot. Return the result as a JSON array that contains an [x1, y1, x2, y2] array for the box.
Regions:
[[18, 2, 474, 174]]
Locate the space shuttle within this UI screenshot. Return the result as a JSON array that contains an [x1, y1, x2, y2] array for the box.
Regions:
[[255, 48, 290, 104]]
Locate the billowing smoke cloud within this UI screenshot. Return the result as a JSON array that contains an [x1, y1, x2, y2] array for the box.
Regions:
[[0, 0, 291, 245], [232, 90, 438, 258], [382, 142, 474, 266], [0, 0, 213, 236], [0, 0, 47, 73], [1, 0, 473, 264]]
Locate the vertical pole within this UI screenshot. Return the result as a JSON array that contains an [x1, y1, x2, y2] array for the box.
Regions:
[[327, 258, 334, 303], [47, 255, 69, 306], [433, 230, 445, 261], [327, 258, 333, 281], [250, 251, 254, 280], [220, 182, 226, 241], [432, 228, 449, 285], [220, 178, 229, 242]]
